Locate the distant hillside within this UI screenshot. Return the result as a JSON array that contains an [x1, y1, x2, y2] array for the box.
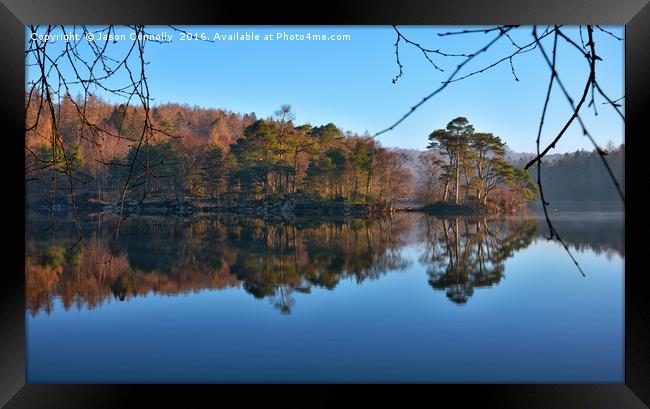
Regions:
[[533, 145, 624, 202], [503, 147, 563, 167], [388, 148, 423, 180]]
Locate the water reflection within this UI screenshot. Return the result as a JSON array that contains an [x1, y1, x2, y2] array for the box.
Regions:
[[25, 212, 623, 315], [420, 217, 539, 304]]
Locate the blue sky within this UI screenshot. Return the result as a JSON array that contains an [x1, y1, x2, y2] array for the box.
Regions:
[[26, 25, 624, 153]]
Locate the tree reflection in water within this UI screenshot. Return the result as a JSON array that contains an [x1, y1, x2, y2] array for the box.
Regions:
[[420, 216, 538, 304], [26, 214, 411, 315], [25, 212, 622, 314]]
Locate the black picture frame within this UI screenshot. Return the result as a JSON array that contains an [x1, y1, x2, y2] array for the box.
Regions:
[[1, 0, 648, 407]]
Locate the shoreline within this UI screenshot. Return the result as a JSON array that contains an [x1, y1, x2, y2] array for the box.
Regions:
[[28, 196, 622, 220], [27, 197, 533, 219]]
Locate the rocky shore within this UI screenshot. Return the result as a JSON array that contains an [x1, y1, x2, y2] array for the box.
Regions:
[[30, 196, 527, 218], [31, 195, 393, 220], [421, 201, 516, 215]]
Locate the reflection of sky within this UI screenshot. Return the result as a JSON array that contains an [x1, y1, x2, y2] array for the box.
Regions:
[[27, 239, 623, 383]]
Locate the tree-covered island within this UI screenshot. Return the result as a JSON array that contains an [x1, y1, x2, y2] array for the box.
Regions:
[[419, 117, 538, 214], [27, 96, 539, 217]]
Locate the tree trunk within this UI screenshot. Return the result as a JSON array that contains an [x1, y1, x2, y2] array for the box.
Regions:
[[293, 148, 299, 194], [366, 171, 372, 197], [455, 161, 460, 204]]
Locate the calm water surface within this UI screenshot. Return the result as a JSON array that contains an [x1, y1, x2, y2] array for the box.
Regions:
[[26, 211, 624, 382]]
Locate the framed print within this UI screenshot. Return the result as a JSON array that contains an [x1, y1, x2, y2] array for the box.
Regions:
[[1, 0, 648, 407]]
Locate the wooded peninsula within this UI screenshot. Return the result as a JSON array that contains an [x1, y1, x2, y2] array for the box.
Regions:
[[26, 95, 623, 217]]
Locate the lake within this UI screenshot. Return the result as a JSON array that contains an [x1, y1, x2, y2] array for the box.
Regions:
[[25, 211, 624, 383]]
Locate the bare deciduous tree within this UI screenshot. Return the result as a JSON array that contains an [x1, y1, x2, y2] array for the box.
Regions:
[[380, 25, 624, 274]]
